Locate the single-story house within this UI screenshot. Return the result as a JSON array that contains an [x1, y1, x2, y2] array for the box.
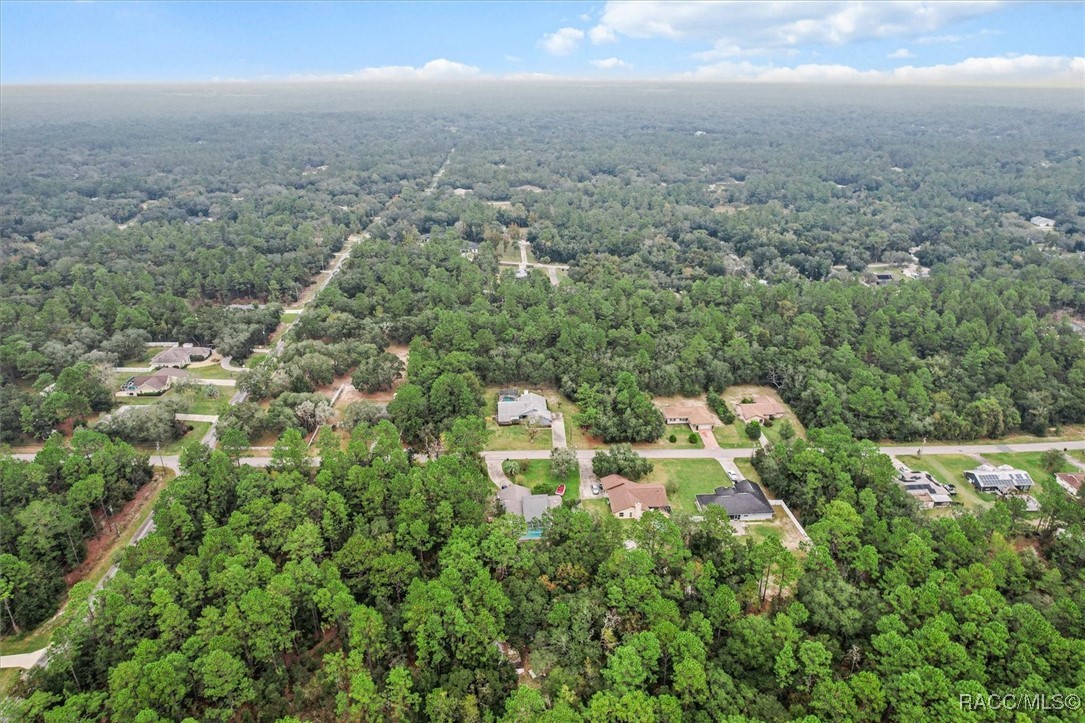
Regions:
[[1030, 216, 1055, 229], [735, 396, 787, 423], [601, 474, 671, 519], [497, 483, 561, 534], [152, 344, 212, 368], [964, 464, 1034, 494], [120, 368, 190, 396], [497, 390, 553, 427], [898, 470, 953, 508], [661, 405, 717, 431], [695, 479, 774, 521], [1055, 472, 1085, 496], [874, 273, 895, 285]]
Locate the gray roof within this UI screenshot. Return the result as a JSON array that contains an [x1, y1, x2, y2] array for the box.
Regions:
[[152, 345, 211, 365], [498, 483, 531, 516], [498, 484, 560, 525], [965, 465, 1033, 491], [497, 391, 553, 425], [695, 479, 773, 517], [522, 494, 561, 524]]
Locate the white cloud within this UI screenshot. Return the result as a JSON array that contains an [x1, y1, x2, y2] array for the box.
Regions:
[[916, 28, 1000, 45], [502, 72, 563, 81], [505, 55, 522, 63], [592, 1, 1003, 57], [292, 59, 481, 82], [540, 27, 585, 56], [591, 57, 634, 70], [888, 48, 914, 59], [589, 24, 618, 44], [682, 54, 1084, 86]]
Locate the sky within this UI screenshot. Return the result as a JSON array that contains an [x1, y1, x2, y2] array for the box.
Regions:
[[1, 1, 1082, 86]]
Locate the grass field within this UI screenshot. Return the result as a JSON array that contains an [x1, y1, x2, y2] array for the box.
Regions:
[[634, 426, 704, 450], [184, 364, 237, 380], [178, 391, 226, 416], [735, 457, 763, 482], [1071, 451, 1085, 465], [485, 421, 552, 451], [0, 668, 22, 699], [513, 459, 580, 505], [643, 459, 730, 515], [713, 421, 758, 448], [984, 452, 1077, 496], [880, 424, 1085, 447], [579, 498, 611, 518], [135, 422, 211, 456], [246, 352, 269, 367], [897, 454, 994, 510], [762, 415, 806, 446]]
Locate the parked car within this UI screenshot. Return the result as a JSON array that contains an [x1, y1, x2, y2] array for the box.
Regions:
[[727, 469, 739, 481], [944, 484, 957, 495], [591, 483, 602, 496]]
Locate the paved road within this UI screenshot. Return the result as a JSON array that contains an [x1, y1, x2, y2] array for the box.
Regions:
[[175, 414, 218, 423], [220, 356, 247, 372], [0, 649, 46, 669], [426, 147, 455, 194]]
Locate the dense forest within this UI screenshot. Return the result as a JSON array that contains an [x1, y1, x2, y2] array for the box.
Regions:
[[0, 431, 152, 633], [253, 234, 1085, 442], [8, 422, 1085, 721], [2, 84, 1085, 720]]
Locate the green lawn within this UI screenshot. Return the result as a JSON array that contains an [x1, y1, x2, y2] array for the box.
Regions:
[[897, 454, 995, 510], [734, 458, 762, 483], [634, 426, 704, 450], [643, 459, 730, 515], [761, 414, 806, 446], [246, 352, 269, 367], [713, 421, 758, 448], [485, 421, 552, 451], [184, 364, 237, 380], [511, 459, 580, 505], [579, 498, 611, 518], [177, 391, 227, 415], [1071, 451, 1085, 465], [0, 667, 22, 699], [280, 311, 301, 325]]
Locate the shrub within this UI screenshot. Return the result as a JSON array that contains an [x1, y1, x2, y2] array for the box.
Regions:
[[669, 434, 677, 443], [688, 433, 698, 444], [502, 459, 522, 477], [745, 420, 762, 440]]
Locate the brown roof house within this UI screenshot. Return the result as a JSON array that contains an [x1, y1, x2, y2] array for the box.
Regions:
[[601, 474, 671, 520], [1055, 473, 1085, 496], [661, 405, 717, 431], [735, 396, 786, 423], [152, 344, 212, 368], [119, 368, 189, 396]]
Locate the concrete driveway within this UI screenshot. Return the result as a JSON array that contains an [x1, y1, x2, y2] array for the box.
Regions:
[[551, 414, 567, 449]]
